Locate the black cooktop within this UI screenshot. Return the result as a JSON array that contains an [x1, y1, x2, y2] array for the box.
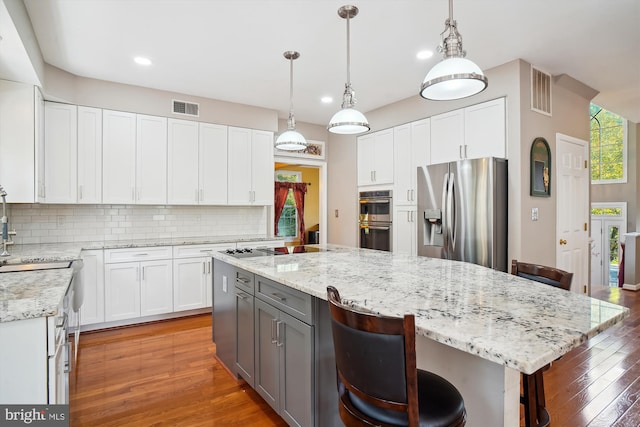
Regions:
[[222, 245, 326, 258]]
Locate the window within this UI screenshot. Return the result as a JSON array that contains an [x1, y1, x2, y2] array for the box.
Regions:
[[275, 171, 301, 239], [590, 104, 627, 184]]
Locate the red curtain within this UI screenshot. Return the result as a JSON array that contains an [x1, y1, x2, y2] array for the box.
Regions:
[[273, 182, 308, 243], [274, 182, 290, 236], [291, 183, 308, 245]]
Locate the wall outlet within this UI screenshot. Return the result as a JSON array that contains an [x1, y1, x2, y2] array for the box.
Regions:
[[222, 276, 227, 293], [531, 208, 538, 221]]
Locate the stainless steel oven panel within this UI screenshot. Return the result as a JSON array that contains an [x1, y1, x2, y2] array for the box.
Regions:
[[359, 190, 392, 223], [359, 222, 392, 252]]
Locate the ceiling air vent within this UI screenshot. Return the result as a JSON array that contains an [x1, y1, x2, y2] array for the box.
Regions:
[[531, 66, 552, 116], [172, 100, 199, 117]]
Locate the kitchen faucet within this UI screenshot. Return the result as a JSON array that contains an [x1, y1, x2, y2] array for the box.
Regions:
[[0, 185, 16, 257]]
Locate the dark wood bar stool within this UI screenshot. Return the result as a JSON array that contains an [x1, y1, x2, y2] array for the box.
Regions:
[[326, 286, 466, 427], [511, 260, 574, 427]]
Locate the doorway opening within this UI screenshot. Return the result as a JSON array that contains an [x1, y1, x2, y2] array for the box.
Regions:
[[590, 202, 627, 288], [274, 159, 326, 246]]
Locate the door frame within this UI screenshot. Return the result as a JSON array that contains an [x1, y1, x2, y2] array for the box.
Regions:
[[274, 155, 327, 245], [590, 202, 627, 288]]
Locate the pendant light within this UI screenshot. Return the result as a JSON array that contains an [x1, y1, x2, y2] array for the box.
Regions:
[[275, 51, 308, 151], [420, 0, 488, 101], [327, 5, 370, 135]]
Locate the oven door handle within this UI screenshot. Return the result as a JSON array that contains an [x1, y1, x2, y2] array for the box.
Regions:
[[359, 199, 391, 204], [360, 225, 390, 231]]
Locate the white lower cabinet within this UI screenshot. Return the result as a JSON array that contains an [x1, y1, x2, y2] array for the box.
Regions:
[[80, 249, 105, 325], [104, 247, 172, 322], [393, 206, 418, 256], [172, 243, 236, 311]]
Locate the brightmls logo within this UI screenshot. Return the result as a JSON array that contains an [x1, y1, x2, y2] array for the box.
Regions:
[[1, 405, 68, 426]]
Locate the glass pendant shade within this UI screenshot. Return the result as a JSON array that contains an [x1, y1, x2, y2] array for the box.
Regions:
[[328, 107, 369, 134], [275, 129, 308, 151], [420, 57, 488, 100]]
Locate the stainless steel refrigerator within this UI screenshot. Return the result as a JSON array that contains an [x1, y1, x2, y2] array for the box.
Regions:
[[417, 157, 508, 271]]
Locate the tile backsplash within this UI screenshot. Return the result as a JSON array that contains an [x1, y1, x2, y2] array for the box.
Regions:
[[8, 204, 268, 244]]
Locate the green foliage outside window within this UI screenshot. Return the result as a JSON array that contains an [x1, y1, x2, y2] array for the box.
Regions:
[[590, 104, 626, 182]]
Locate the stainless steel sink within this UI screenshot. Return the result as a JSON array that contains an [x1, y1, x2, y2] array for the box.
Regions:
[[0, 261, 72, 273]]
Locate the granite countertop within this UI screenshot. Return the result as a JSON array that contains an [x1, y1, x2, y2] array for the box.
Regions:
[[0, 269, 74, 322], [0, 235, 278, 323], [212, 244, 629, 375]]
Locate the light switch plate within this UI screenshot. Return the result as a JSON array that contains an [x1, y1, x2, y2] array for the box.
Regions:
[[222, 276, 227, 293], [531, 208, 538, 221]]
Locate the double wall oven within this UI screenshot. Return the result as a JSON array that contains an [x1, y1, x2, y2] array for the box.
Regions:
[[358, 190, 392, 252]]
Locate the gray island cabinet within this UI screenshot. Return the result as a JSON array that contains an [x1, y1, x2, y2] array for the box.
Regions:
[[212, 245, 628, 427], [212, 259, 338, 427]]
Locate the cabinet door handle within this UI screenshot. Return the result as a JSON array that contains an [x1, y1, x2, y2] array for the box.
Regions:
[[141, 266, 145, 280], [236, 277, 250, 284], [276, 321, 284, 347], [459, 145, 463, 159], [271, 292, 287, 302], [133, 253, 149, 257], [407, 190, 410, 201], [236, 292, 248, 301], [64, 342, 72, 373], [271, 318, 278, 344], [202, 262, 206, 274], [407, 211, 410, 222], [464, 144, 468, 158], [207, 261, 211, 275]]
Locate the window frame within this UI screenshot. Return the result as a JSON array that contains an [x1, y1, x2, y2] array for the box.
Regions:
[[590, 106, 628, 185], [275, 170, 302, 240]]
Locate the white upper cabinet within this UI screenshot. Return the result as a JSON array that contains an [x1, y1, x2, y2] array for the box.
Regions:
[[43, 102, 78, 203], [464, 98, 506, 159], [393, 119, 430, 206], [357, 128, 394, 186], [77, 106, 102, 204], [168, 118, 199, 204], [0, 81, 37, 203], [103, 110, 137, 204], [103, 110, 167, 204], [136, 114, 167, 204], [168, 120, 228, 205], [431, 98, 506, 164], [199, 122, 228, 204], [430, 109, 465, 165], [228, 127, 274, 205]]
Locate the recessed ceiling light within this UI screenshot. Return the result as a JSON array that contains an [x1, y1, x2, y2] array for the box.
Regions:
[[134, 56, 152, 66], [321, 96, 333, 104], [416, 50, 434, 60]]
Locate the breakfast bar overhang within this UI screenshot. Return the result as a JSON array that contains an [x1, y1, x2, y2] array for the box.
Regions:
[[211, 245, 628, 426]]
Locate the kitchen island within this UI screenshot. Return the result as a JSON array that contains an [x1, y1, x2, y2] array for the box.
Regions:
[[212, 244, 628, 427]]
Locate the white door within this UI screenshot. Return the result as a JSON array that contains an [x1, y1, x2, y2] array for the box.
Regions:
[[590, 219, 604, 287], [168, 118, 199, 204], [393, 206, 417, 256], [556, 133, 590, 293], [372, 129, 394, 184], [228, 126, 253, 204], [200, 123, 228, 204], [136, 114, 167, 204], [103, 110, 137, 203], [140, 260, 173, 316], [77, 106, 102, 203], [590, 202, 627, 288], [173, 257, 208, 312], [43, 102, 77, 203], [393, 124, 412, 204], [104, 262, 140, 321], [357, 134, 375, 186], [251, 129, 275, 205]]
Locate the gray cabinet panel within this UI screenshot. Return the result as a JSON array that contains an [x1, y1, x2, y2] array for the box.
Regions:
[[280, 311, 314, 427], [235, 290, 254, 386], [212, 259, 236, 370], [254, 298, 280, 412]]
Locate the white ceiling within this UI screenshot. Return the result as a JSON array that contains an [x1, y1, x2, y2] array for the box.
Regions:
[[17, 0, 640, 124]]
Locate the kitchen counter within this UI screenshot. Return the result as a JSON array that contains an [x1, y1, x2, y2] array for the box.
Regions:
[[0, 269, 74, 322], [0, 235, 278, 323], [212, 244, 629, 426]]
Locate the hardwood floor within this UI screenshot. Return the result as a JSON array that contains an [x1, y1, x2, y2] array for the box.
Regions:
[[70, 315, 286, 426], [71, 287, 640, 426]]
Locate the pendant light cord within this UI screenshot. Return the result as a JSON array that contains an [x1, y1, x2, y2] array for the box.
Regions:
[[346, 12, 351, 86], [289, 56, 294, 123]]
